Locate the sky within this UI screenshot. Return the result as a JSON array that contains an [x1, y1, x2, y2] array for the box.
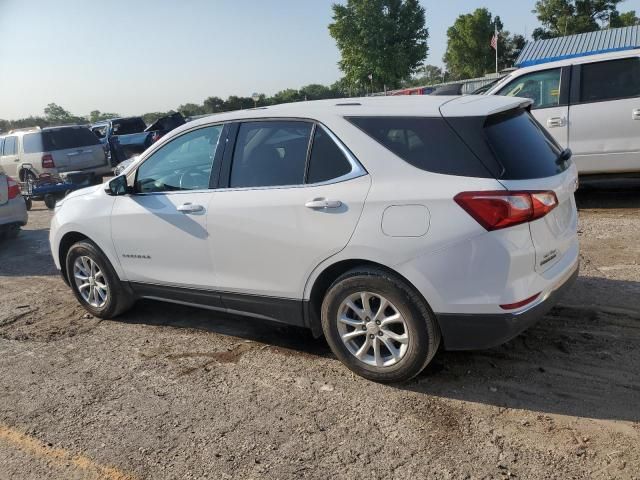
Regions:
[[1, 0, 639, 119]]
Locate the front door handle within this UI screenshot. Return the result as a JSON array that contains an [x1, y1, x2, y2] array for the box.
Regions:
[[547, 117, 566, 128], [305, 198, 342, 209], [177, 202, 204, 213], [632, 109, 640, 120]]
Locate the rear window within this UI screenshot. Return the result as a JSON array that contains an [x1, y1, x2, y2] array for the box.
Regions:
[[483, 110, 568, 179], [113, 118, 147, 135], [25, 128, 100, 153], [346, 116, 491, 177]]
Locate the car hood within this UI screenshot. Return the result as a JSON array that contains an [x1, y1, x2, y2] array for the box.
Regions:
[[65, 183, 104, 201]]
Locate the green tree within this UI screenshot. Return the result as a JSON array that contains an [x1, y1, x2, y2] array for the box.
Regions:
[[44, 103, 72, 123], [610, 9, 640, 26], [443, 9, 521, 79], [203, 96, 225, 113], [532, 0, 638, 40], [328, 0, 428, 91], [89, 110, 119, 123], [271, 89, 302, 104], [404, 64, 446, 87], [177, 103, 206, 117]]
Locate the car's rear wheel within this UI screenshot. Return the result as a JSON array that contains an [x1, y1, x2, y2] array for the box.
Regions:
[[65, 240, 134, 318], [321, 267, 440, 383]]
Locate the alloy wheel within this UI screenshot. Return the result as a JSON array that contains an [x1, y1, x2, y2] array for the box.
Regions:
[[73, 256, 109, 308], [337, 291, 409, 367]]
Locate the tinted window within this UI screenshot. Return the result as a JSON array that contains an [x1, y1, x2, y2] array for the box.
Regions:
[[0, 138, 4, 155], [347, 116, 490, 177], [3, 136, 17, 155], [307, 127, 352, 183], [230, 121, 312, 188], [497, 68, 561, 109], [23, 133, 44, 153], [484, 110, 567, 179], [136, 126, 222, 193], [112, 118, 147, 135], [40, 128, 100, 151], [580, 57, 640, 103]]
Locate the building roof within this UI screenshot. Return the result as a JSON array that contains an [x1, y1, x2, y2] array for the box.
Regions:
[[515, 25, 640, 68]]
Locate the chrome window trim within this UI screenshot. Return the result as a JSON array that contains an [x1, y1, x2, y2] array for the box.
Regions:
[[127, 116, 368, 194]]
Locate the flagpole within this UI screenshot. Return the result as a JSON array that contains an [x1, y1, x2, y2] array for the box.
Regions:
[[495, 23, 498, 74]]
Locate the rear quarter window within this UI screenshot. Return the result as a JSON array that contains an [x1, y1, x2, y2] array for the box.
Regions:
[[23, 133, 44, 153], [346, 116, 492, 178], [446, 109, 568, 180]]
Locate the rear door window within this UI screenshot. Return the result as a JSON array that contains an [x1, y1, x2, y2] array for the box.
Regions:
[[3, 136, 17, 155], [347, 116, 491, 177], [306, 127, 353, 184], [230, 121, 313, 188], [41, 128, 101, 151], [496, 68, 561, 109], [580, 57, 640, 103]]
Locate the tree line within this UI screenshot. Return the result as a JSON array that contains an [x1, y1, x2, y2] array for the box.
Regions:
[[2, 0, 638, 131]]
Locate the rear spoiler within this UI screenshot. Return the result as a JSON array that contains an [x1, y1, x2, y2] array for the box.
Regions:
[[439, 96, 533, 119]]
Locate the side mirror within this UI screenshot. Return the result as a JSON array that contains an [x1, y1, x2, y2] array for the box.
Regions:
[[105, 175, 130, 196]]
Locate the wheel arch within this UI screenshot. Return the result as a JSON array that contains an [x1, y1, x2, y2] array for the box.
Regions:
[[58, 231, 90, 285], [304, 258, 433, 338]]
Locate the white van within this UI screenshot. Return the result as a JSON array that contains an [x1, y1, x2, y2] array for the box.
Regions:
[[487, 49, 640, 176], [0, 126, 111, 182]]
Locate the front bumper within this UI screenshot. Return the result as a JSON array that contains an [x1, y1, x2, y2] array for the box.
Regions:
[[436, 262, 579, 350]]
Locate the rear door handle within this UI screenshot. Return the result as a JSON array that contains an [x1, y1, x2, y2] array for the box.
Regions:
[[177, 202, 204, 213], [632, 109, 640, 120], [546, 117, 566, 128], [305, 198, 342, 209]]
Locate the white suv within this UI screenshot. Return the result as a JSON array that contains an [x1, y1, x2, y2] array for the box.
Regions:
[[50, 96, 579, 382], [487, 49, 640, 177]]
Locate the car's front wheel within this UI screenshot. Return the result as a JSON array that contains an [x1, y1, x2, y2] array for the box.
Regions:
[[321, 267, 440, 383], [65, 240, 134, 318]]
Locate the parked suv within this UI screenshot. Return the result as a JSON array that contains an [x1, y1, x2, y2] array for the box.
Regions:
[[0, 126, 111, 183], [50, 96, 579, 383], [487, 49, 640, 177]]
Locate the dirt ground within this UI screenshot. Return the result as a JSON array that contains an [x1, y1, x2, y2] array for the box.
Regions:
[[0, 183, 639, 480]]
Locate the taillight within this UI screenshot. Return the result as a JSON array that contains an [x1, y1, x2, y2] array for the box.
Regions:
[[500, 292, 541, 310], [454, 190, 558, 231], [6, 176, 21, 200], [42, 153, 55, 169]]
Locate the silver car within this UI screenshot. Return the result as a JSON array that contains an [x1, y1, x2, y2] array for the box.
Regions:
[[0, 126, 111, 184], [0, 172, 28, 239]]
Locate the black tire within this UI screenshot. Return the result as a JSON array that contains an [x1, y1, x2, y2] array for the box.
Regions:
[[44, 194, 57, 210], [4, 225, 20, 239], [65, 240, 135, 318], [321, 267, 440, 383]]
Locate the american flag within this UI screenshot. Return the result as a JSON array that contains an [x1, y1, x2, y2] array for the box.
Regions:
[[490, 33, 498, 50]]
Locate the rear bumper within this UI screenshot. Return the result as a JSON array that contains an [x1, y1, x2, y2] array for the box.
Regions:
[[0, 197, 28, 229], [436, 262, 579, 350]]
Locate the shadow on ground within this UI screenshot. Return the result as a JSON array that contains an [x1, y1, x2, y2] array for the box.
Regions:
[[115, 275, 639, 423]]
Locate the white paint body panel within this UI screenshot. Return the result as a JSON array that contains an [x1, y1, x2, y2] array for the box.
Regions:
[[50, 95, 579, 322]]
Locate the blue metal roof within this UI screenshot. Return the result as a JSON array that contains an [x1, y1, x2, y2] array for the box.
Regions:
[[515, 25, 640, 67]]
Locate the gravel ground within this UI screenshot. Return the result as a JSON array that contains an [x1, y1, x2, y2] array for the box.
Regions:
[[0, 184, 639, 480]]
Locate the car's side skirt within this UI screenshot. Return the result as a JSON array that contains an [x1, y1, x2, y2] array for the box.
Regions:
[[128, 282, 306, 328]]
